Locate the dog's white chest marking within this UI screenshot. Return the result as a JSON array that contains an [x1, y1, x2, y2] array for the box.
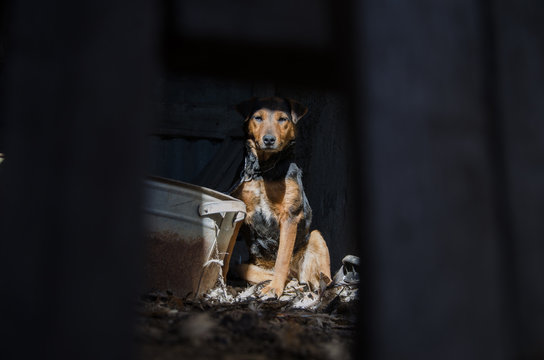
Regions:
[[258, 197, 276, 225], [244, 182, 277, 226]]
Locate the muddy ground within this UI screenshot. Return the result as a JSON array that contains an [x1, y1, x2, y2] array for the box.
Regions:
[[135, 280, 358, 360]]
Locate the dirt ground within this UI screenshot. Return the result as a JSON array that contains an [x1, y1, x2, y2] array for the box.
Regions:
[[135, 280, 358, 360]]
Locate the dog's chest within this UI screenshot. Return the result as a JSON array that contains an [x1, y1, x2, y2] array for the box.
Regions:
[[231, 162, 311, 260], [238, 179, 282, 227]]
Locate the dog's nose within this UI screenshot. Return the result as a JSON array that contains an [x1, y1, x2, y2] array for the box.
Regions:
[[263, 135, 276, 146]]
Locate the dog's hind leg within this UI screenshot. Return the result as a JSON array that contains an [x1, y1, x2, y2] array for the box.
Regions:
[[297, 230, 331, 290], [234, 263, 274, 284]]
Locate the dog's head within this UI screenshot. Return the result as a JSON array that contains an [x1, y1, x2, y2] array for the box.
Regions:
[[236, 97, 308, 153]]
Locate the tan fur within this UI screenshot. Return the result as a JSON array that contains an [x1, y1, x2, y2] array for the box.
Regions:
[[237, 263, 274, 283], [233, 178, 302, 225], [235, 231, 331, 292], [296, 230, 331, 290]]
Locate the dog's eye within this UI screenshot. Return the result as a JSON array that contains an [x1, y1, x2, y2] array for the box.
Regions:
[[278, 117, 288, 122], [254, 116, 262, 122]]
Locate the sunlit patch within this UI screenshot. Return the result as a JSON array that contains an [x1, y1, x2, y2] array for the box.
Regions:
[[247, 108, 296, 152]]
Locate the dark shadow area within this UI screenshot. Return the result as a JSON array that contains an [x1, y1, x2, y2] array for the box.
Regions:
[[1, 0, 544, 359], [0, 1, 158, 359]]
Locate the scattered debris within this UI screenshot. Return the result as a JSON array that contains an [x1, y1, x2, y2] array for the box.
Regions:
[[136, 272, 358, 360], [199, 276, 358, 313]]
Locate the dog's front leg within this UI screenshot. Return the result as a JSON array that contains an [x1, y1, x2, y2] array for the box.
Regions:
[[260, 219, 298, 297]]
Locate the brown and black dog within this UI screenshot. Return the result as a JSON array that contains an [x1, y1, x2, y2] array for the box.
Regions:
[[231, 97, 331, 297]]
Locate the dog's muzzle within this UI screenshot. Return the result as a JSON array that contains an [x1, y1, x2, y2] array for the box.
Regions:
[[261, 135, 278, 150]]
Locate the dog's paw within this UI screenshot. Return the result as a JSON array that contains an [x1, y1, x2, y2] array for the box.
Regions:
[[299, 272, 332, 294], [259, 280, 284, 298]]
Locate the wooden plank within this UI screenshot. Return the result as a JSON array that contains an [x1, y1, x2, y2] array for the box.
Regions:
[[0, 0, 156, 358], [193, 136, 244, 192], [148, 137, 223, 183], [152, 75, 252, 139], [358, 0, 509, 359], [151, 127, 242, 140], [495, 0, 544, 357], [154, 103, 243, 138]]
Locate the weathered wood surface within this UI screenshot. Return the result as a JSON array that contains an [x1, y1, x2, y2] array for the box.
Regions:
[[153, 75, 251, 139], [0, 0, 157, 359], [358, 0, 510, 359], [495, 0, 544, 357]]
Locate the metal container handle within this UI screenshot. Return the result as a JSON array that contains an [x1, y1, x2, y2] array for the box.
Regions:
[[199, 201, 246, 222]]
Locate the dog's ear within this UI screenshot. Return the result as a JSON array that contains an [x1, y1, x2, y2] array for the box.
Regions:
[[286, 98, 308, 124], [236, 97, 257, 121]]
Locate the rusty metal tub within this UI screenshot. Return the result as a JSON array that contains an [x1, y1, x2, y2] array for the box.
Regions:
[[143, 176, 245, 298]]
